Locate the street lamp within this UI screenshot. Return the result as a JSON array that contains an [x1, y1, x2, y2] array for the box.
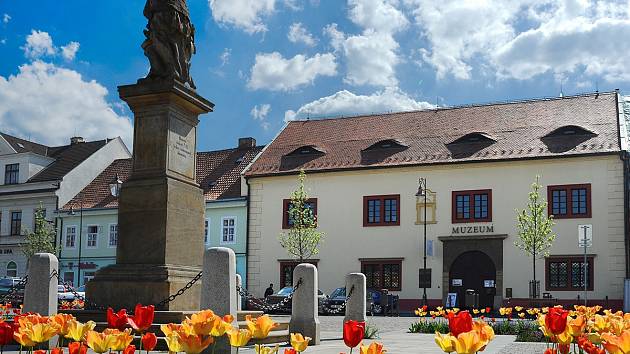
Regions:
[[109, 174, 123, 197], [416, 178, 428, 306]]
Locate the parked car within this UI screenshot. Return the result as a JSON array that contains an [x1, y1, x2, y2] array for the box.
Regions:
[[254, 286, 327, 314], [322, 287, 375, 315], [57, 284, 75, 302], [0, 277, 24, 304]]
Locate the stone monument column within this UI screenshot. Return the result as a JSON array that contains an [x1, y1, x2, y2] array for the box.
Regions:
[[86, 0, 213, 311]]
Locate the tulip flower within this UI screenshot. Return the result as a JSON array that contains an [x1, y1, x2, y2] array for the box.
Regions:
[[107, 308, 129, 331], [13, 331, 36, 347], [447, 311, 473, 337], [227, 328, 252, 350], [128, 304, 155, 333], [246, 315, 279, 339], [142, 332, 158, 351], [290, 333, 311, 353], [51, 347, 63, 354], [283, 349, 297, 354], [66, 320, 96, 342], [124, 345, 136, 354], [68, 341, 87, 354], [186, 309, 216, 336], [434, 332, 456, 353], [104, 328, 134, 351], [343, 320, 365, 349], [602, 330, 630, 354], [86, 330, 115, 354], [210, 315, 234, 337], [255, 344, 279, 354], [454, 330, 484, 354], [0, 321, 14, 346], [545, 308, 569, 335], [567, 315, 586, 337], [178, 332, 213, 354], [24, 322, 60, 343], [34, 350, 46, 354], [51, 313, 75, 337], [161, 323, 183, 337], [165, 333, 184, 353], [359, 342, 386, 354]]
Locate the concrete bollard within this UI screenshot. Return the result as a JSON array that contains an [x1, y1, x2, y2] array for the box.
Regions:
[[24, 253, 58, 348], [236, 274, 242, 311], [201, 247, 237, 354], [344, 273, 366, 323], [290, 263, 320, 345]]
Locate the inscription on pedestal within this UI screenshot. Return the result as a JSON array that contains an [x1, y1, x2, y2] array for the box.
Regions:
[[168, 116, 196, 180]]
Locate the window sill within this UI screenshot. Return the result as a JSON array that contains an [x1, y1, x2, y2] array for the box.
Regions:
[[452, 219, 492, 224]]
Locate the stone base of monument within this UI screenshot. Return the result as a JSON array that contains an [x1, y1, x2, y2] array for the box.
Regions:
[[86, 263, 201, 311]]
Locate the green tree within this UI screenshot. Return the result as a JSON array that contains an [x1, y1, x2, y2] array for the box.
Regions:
[[22, 204, 57, 264], [278, 170, 325, 262], [514, 176, 556, 296]]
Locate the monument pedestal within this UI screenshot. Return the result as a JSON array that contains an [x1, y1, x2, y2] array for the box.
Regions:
[[87, 79, 213, 311]]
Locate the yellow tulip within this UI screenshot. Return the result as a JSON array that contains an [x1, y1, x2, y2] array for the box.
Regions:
[[86, 330, 114, 354], [555, 330, 573, 345], [454, 331, 485, 354], [178, 332, 214, 354], [472, 309, 479, 315], [434, 332, 456, 353], [246, 315, 279, 339], [255, 344, 279, 354], [210, 316, 234, 337], [165, 333, 184, 353], [104, 328, 134, 351], [567, 315, 586, 337], [588, 332, 602, 345], [290, 333, 311, 352], [360, 341, 386, 354], [227, 328, 252, 348], [66, 320, 96, 341], [514, 306, 523, 312], [26, 322, 60, 343], [51, 313, 75, 336], [13, 331, 37, 347], [161, 323, 182, 337], [593, 314, 608, 332]]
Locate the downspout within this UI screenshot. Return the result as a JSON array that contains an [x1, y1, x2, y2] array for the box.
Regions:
[[623, 152, 630, 279], [245, 176, 251, 293]]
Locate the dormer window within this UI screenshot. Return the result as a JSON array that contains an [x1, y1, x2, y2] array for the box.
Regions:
[[448, 132, 496, 145], [286, 145, 325, 156], [4, 164, 19, 185], [544, 125, 596, 138], [363, 139, 408, 151]]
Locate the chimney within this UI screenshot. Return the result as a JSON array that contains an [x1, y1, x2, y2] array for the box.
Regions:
[[70, 137, 85, 145], [238, 137, 256, 149]]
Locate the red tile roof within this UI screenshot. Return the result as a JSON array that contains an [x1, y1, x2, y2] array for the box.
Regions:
[[245, 92, 623, 177], [63, 145, 264, 210]]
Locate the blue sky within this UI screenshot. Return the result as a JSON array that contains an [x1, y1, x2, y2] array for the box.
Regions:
[[2, 0, 630, 151]]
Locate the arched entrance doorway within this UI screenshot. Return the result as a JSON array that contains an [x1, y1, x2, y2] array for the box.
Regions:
[[449, 251, 496, 308]]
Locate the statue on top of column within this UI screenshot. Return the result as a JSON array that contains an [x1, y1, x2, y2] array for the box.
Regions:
[[142, 0, 196, 89]]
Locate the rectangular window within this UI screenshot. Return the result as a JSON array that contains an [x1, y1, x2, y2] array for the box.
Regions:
[[546, 256, 594, 291], [360, 259, 402, 291], [452, 190, 492, 223], [279, 261, 318, 288], [547, 184, 591, 219], [65, 226, 77, 248], [63, 272, 75, 286], [221, 217, 236, 244], [204, 219, 209, 244], [4, 164, 19, 185], [86, 226, 98, 248], [108, 224, 118, 247], [363, 195, 400, 226], [10, 211, 21, 235], [282, 198, 318, 229]]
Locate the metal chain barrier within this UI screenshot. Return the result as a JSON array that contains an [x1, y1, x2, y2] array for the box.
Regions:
[[324, 284, 354, 315], [237, 278, 303, 312], [0, 275, 27, 304], [155, 270, 203, 309]]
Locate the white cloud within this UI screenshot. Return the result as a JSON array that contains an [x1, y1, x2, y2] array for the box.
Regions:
[[209, 0, 275, 34], [284, 0, 303, 10], [288, 23, 317, 46], [405, 0, 630, 82], [251, 104, 272, 130], [0, 61, 133, 146], [284, 87, 433, 121], [61, 41, 80, 61], [2, 14, 10, 24], [348, 0, 408, 34], [220, 48, 231, 66], [248, 52, 337, 91], [22, 30, 56, 59]]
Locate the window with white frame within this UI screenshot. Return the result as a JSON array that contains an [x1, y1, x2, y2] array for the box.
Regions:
[[204, 219, 210, 244], [66, 226, 77, 248], [109, 224, 118, 247], [87, 226, 98, 248], [221, 217, 236, 244]]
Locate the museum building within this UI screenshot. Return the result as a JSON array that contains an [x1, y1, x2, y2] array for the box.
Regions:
[[243, 91, 630, 310]]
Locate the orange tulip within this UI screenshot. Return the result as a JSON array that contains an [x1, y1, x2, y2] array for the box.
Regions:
[[86, 330, 115, 354], [290, 333, 311, 352], [104, 328, 133, 351], [567, 315, 586, 337], [359, 342, 386, 354], [603, 330, 630, 354], [246, 315, 279, 339], [178, 332, 213, 354], [454, 330, 485, 354], [51, 313, 75, 336]]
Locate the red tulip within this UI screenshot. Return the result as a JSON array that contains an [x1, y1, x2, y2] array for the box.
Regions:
[[284, 349, 297, 354], [0, 321, 13, 346], [447, 311, 473, 337], [51, 348, 63, 354], [124, 345, 136, 354], [34, 350, 46, 354], [69, 342, 87, 354], [128, 304, 154, 332], [107, 307, 129, 330], [545, 307, 569, 335], [558, 343, 570, 354], [485, 307, 491, 314], [142, 332, 157, 351], [343, 320, 365, 348]]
